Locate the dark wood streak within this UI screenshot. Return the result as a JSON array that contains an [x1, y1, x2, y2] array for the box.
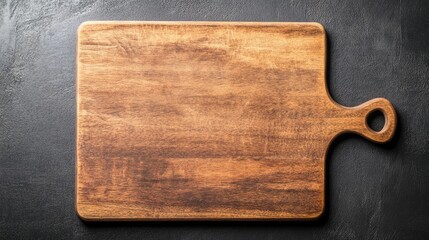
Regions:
[[76, 21, 397, 220]]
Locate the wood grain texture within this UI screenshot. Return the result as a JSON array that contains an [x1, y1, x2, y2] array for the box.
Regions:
[[76, 21, 396, 220]]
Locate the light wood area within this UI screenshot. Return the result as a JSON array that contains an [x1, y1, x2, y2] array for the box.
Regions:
[[76, 21, 396, 220]]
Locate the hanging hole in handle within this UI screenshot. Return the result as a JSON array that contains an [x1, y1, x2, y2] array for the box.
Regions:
[[366, 109, 386, 133]]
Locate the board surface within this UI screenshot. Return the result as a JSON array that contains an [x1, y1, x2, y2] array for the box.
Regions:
[[76, 21, 396, 220]]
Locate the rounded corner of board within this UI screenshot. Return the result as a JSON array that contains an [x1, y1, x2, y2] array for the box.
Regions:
[[308, 206, 326, 220], [77, 21, 110, 38], [75, 203, 95, 222], [77, 21, 93, 35], [309, 22, 326, 34]]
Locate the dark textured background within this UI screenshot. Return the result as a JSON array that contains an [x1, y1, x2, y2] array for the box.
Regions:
[[0, 0, 428, 239]]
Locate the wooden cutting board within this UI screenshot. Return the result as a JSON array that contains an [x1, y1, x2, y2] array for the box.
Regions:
[[76, 21, 396, 221]]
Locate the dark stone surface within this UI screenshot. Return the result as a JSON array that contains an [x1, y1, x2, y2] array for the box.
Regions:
[[0, 0, 428, 239]]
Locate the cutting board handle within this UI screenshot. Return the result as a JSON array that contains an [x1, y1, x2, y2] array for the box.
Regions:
[[342, 98, 397, 143]]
